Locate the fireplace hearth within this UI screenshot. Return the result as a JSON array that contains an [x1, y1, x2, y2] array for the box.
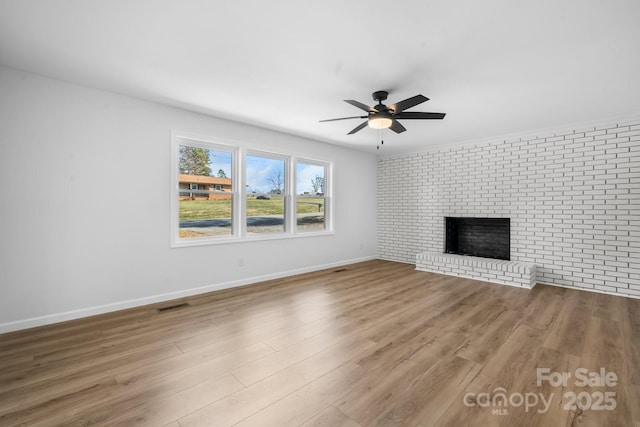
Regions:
[[445, 217, 510, 260]]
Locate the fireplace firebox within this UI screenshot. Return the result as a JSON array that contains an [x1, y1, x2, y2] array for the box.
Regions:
[[445, 217, 510, 260]]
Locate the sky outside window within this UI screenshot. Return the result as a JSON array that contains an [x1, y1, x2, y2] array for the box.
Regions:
[[246, 155, 285, 194], [188, 148, 323, 195], [297, 163, 325, 194]]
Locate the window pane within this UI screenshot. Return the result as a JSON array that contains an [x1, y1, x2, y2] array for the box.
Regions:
[[246, 155, 286, 234], [296, 162, 326, 231], [178, 144, 233, 239], [296, 196, 325, 231]]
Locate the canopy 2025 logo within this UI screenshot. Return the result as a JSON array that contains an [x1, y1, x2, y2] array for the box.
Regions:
[[462, 367, 618, 415]]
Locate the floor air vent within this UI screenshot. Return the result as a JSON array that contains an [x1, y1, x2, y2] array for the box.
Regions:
[[156, 302, 190, 313], [333, 268, 348, 273]]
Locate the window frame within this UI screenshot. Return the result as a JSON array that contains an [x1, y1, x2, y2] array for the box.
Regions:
[[244, 150, 290, 236], [171, 133, 240, 247], [171, 131, 334, 248], [295, 158, 332, 234]]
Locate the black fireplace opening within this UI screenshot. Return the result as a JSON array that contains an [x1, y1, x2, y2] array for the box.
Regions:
[[445, 217, 510, 260]]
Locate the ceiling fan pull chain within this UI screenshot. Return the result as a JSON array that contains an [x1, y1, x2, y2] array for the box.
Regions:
[[376, 129, 386, 150]]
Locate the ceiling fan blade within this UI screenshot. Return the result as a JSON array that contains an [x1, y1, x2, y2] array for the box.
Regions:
[[319, 116, 367, 122], [394, 112, 446, 120], [390, 95, 429, 113], [344, 99, 375, 112], [389, 120, 407, 134], [347, 121, 369, 135]]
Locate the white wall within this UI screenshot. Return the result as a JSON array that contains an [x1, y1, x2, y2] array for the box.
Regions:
[[379, 120, 640, 298], [0, 66, 378, 332]]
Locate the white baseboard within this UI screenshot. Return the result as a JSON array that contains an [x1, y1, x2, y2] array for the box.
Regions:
[[411, 269, 640, 300], [0, 256, 377, 334], [535, 281, 640, 300], [377, 256, 415, 265]]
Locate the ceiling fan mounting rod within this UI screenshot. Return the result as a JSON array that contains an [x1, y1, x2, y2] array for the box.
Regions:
[[372, 90, 388, 103]]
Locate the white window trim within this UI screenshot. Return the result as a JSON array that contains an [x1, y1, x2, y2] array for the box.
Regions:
[[171, 131, 334, 248], [295, 158, 332, 234], [171, 132, 240, 247], [244, 149, 290, 237]]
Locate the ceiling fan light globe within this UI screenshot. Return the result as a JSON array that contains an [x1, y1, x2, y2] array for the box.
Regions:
[[368, 116, 392, 129]]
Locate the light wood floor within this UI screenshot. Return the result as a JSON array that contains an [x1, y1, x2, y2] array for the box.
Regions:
[[1, 260, 638, 426]]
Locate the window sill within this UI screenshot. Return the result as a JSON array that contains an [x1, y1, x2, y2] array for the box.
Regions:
[[171, 230, 335, 248]]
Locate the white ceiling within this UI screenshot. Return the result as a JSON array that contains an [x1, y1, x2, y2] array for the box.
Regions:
[[1, 0, 639, 155]]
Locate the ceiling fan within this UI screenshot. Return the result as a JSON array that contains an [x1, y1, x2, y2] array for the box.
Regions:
[[320, 90, 446, 135]]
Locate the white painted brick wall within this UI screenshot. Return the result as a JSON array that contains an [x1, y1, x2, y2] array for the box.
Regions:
[[378, 119, 640, 298]]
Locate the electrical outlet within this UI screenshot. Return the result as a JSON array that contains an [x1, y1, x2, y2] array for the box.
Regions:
[[238, 257, 245, 267]]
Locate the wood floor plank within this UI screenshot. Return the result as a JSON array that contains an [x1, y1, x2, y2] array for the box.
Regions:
[[574, 315, 633, 427], [234, 362, 363, 427], [543, 288, 593, 356], [178, 335, 376, 426], [0, 259, 637, 426], [231, 320, 365, 386], [430, 323, 548, 426], [433, 373, 505, 427], [261, 315, 357, 351], [93, 373, 244, 427], [520, 286, 567, 331], [336, 357, 423, 426], [476, 323, 547, 385], [113, 342, 273, 398], [336, 327, 470, 426], [0, 342, 183, 414], [435, 343, 581, 427], [300, 406, 362, 427], [428, 289, 504, 332], [67, 343, 267, 426], [2, 342, 272, 426], [592, 291, 624, 323], [370, 354, 482, 426], [173, 314, 305, 353], [498, 347, 582, 427], [0, 340, 183, 394], [452, 306, 522, 365], [622, 297, 640, 427]]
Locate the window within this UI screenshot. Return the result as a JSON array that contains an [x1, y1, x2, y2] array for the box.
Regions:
[[171, 132, 332, 247], [246, 153, 287, 234], [172, 138, 237, 244], [188, 183, 198, 198], [296, 161, 328, 232]]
